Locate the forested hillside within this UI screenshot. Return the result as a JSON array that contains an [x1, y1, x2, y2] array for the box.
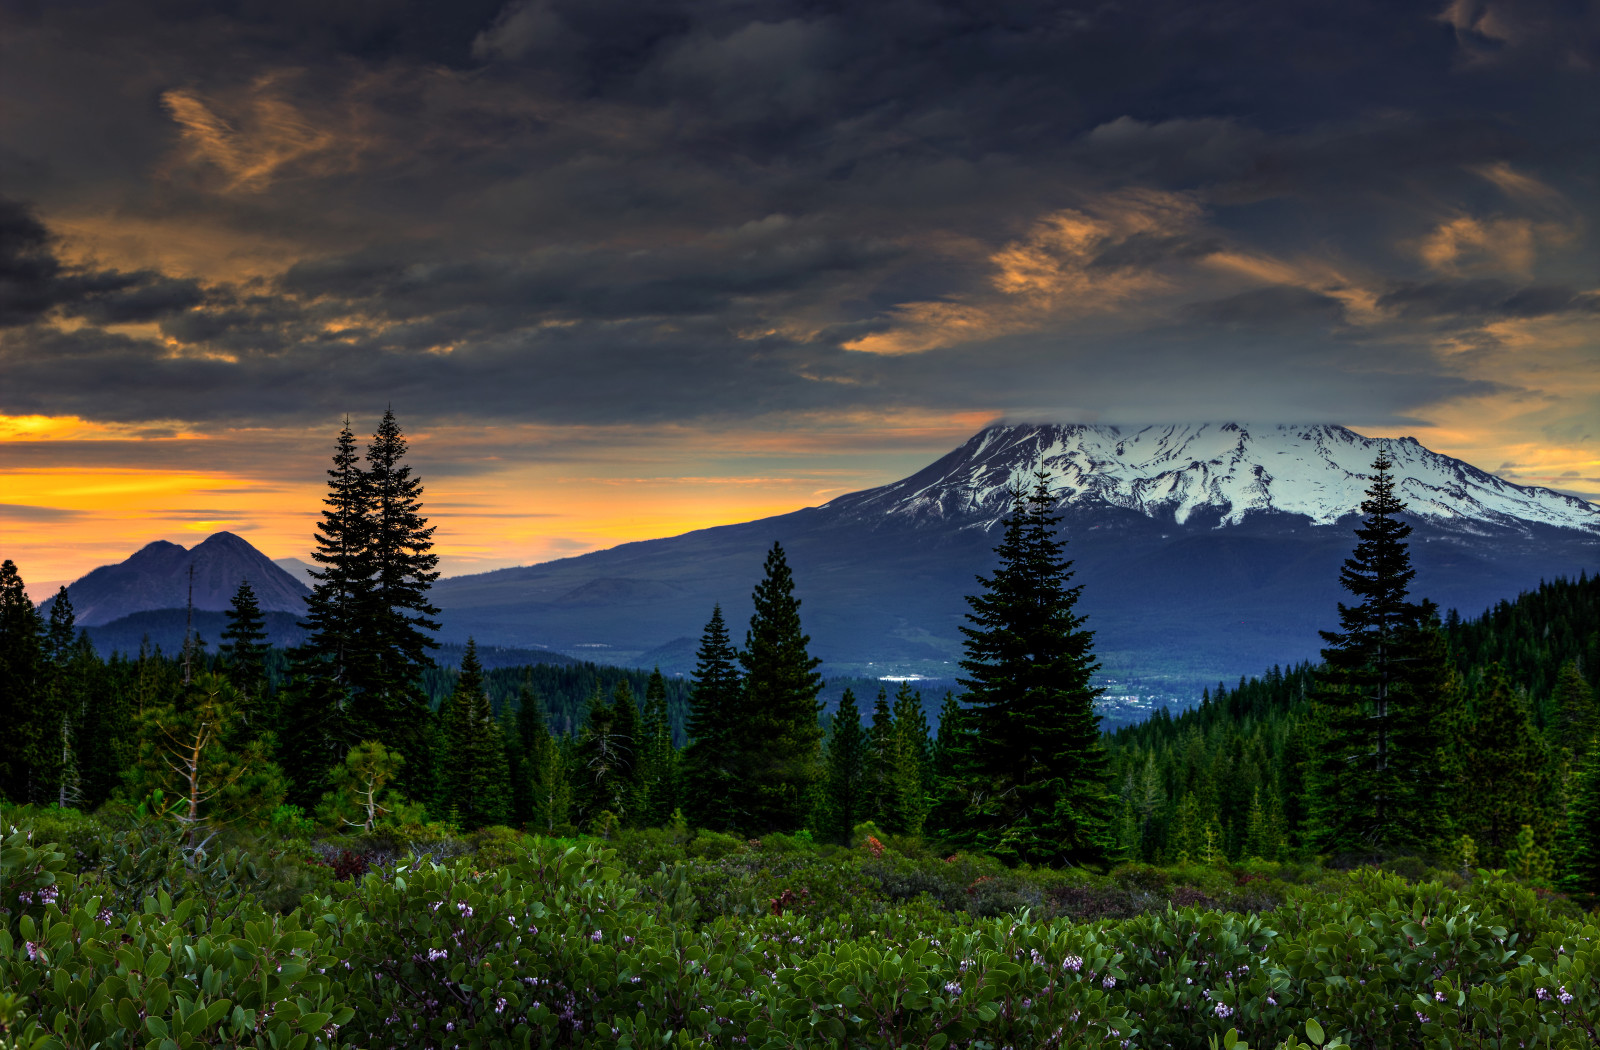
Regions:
[[1108, 572, 1600, 873]]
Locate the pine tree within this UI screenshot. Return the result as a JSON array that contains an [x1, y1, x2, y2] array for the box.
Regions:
[[1558, 734, 1600, 897], [0, 560, 46, 802], [506, 683, 538, 828], [928, 691, 968, 834], [507, 684, 570, 834], [220, 580, 271, 728], [639, 668, 677, 827], [1244, 788, 1272, 860], [531, 726, 573, 836], [824, 688, 866, 841], [1553, 661, 1599, 756], [1131, 753, 1166, 862], [931, 692, 964, 782], [360, 409, 440, 792], [889, 683, 932, 834], [735, 543, 824, 833], [283, 419, 371, 800], [41, 588, 86, 809], [438, 640, 511, 829], [1310, 452, 1448, 856], [125, 672, 286, 842], [609, 680, 645, 823], [1457, 664, 1548, 866], [296, 418, 372, 700], [866, 687, 895, 827], [321, 741, 408, 831], [43, 587, 76, 667], [948, 470, 1112, 866], [573, 682, 643, 827], [681, 605, 741, 830]]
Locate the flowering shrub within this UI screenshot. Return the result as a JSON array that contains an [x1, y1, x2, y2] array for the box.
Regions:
[[7, 814, 1600, 1049]]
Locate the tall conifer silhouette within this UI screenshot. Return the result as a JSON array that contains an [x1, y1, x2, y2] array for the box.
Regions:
[[681, 605, 741, 830], [947, 469, 1110, 865], [737, 542, 824, 834], [361, 409, 440, 786], [220, 580, 270, 725], [1311, 451, 1453, 855]]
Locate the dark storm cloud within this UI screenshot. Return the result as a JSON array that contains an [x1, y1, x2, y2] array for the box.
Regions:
[[1377, 280, 1600, 321], [1183, 287, 1350, 327], [0, 197, 205, 327], [0, 0, 1596, 433]]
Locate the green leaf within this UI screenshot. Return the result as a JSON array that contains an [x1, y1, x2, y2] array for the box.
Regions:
[[1305, 1018, 1325, 1046]]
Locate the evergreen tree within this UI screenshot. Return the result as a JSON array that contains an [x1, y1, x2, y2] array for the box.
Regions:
[[1457, 664, 1548, 866], [532, 727, 573, 836], [43, 587, 76, 667], [438, 640, 511, 829], [506, 682, 537, 828], [681, 605, 741, 830], [125, 672, 287, 842], [824, 688, 866, 841], [360, 409, 440, 794], [1553, 660, 1599, 756], [735, 542, 824, 833], [928, 692, 968, 833], [948, 470, 1112, 866], [865, 687, 895, 827], [639, 668, 677, 827], [42, 587, 83, 807], [283, 419, 371, 801], [1558, 734, 1600, 897], [508, 684, 570, 834], [1310, 452, 1448, 856], [320, 741, 410, 831], [296, 418, 371, 700], [0, 560, 46, 802], [573, 682, 643, 827], [220, 580, 271, 727], [889, 683, 933, 834], [931, 692, 964, 782], [610, 680, 645, 823]]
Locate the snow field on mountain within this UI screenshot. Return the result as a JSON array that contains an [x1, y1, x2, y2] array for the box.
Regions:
[[840, 423, 1600, 533]]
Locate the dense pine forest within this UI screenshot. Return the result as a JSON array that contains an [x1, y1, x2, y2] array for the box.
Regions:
[[4, 413, 1600, 1048]]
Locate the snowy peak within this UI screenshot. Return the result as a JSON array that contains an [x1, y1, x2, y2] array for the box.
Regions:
[[823, 423, 1600, 534]]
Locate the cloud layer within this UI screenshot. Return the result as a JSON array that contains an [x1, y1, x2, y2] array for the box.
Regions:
[[1, 0, 1597, 579]]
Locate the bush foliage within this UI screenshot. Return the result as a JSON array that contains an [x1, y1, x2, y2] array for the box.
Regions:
[[4, 808, 1600, 1049]]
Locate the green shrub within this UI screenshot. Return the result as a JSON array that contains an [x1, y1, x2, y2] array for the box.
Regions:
[[687, 830, 747, 860], [468, 825, 532, 870], [11, 811, 1600, 1049]]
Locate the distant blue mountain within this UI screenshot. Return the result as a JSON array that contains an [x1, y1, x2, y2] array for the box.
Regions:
[[45, 531, 308, 626]]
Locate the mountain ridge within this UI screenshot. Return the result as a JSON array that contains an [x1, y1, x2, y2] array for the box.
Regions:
[[430, 423, 1599, 695], [820, 423, 1600, 533], [45, 531, 309, 626]]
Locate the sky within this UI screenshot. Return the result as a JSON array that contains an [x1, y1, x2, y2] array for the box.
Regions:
[[2, 0, 1598, 594]]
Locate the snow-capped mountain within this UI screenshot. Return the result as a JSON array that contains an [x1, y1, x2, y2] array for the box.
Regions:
[[828, 423, 1600, 534], [433, 422, 1600, 705]]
